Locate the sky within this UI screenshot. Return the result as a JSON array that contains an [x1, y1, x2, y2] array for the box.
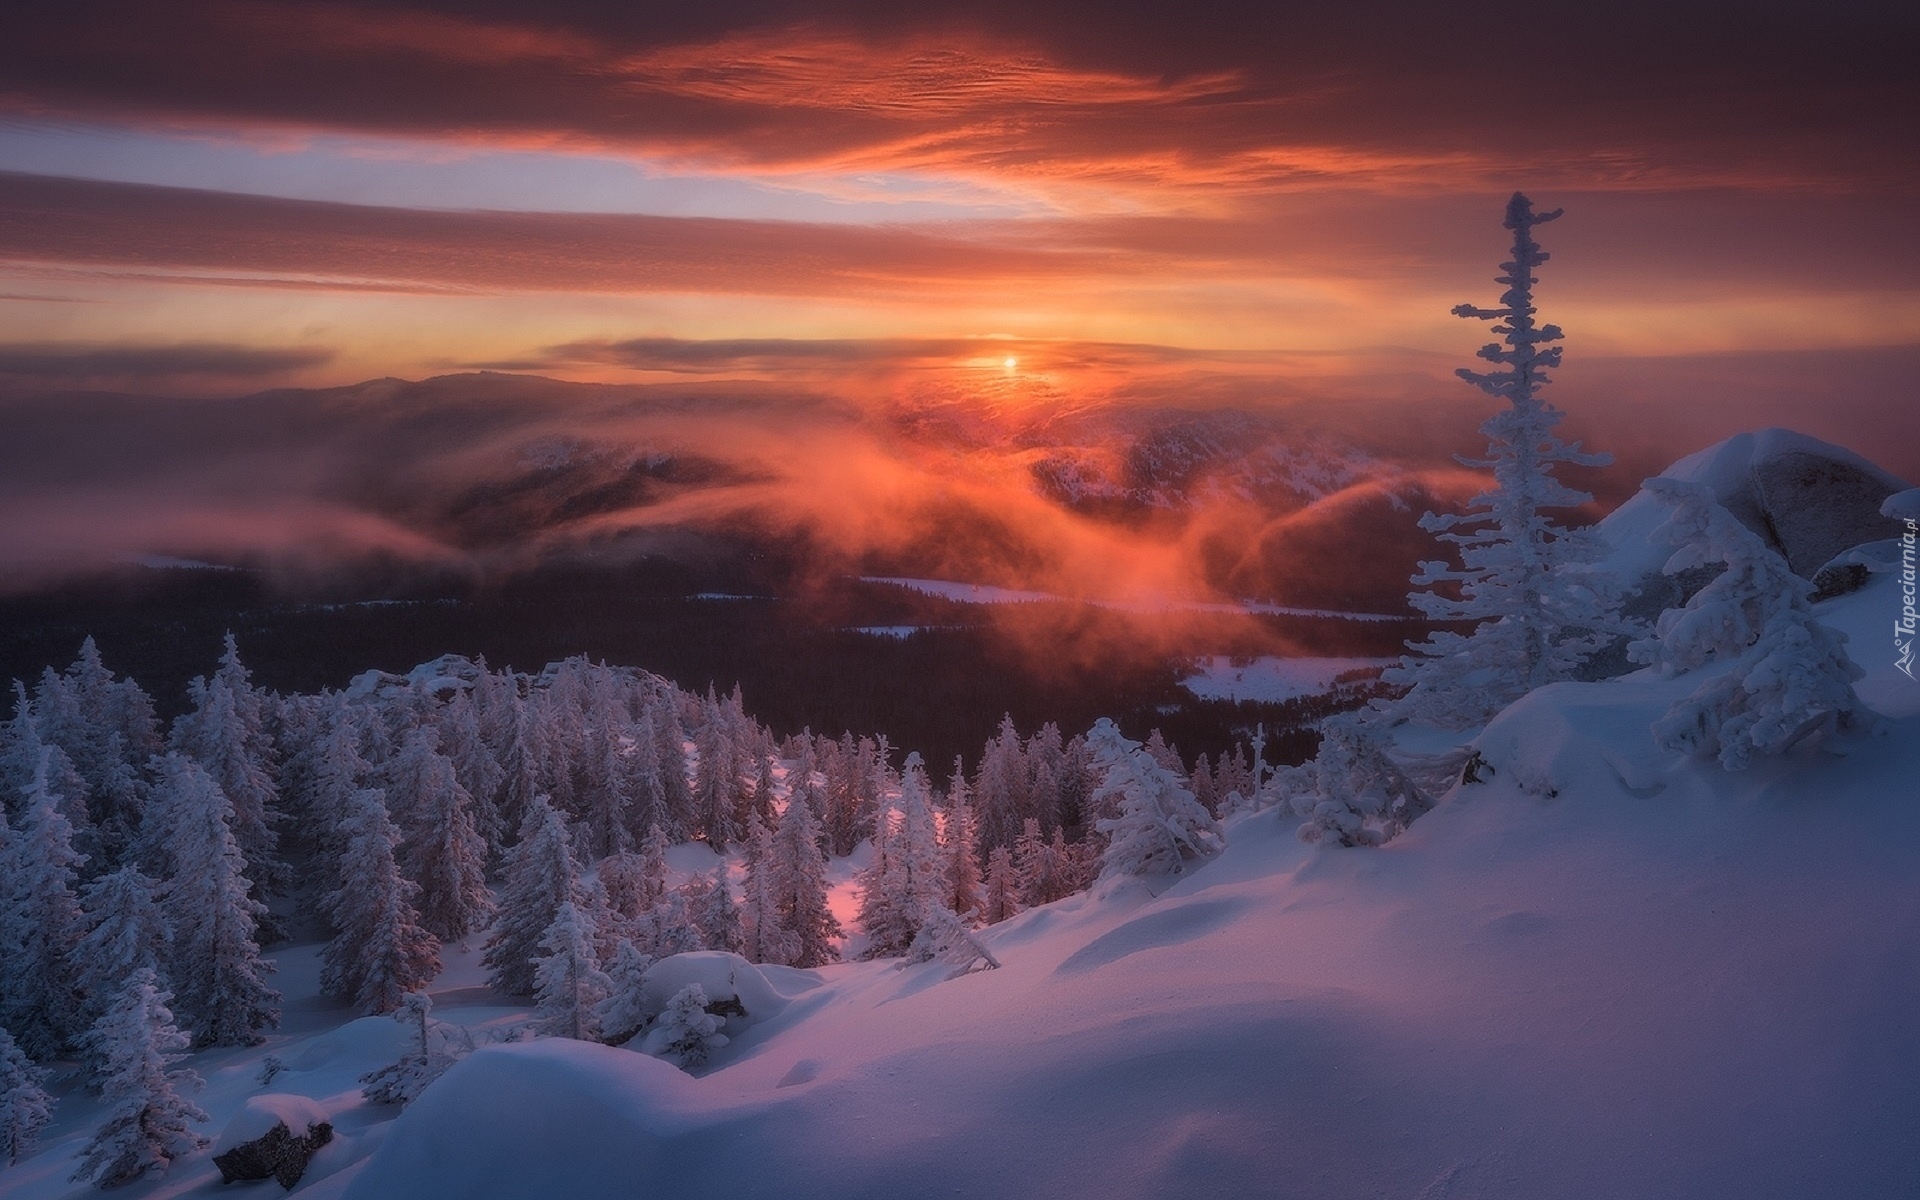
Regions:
[[1, 0, 1915, 590]]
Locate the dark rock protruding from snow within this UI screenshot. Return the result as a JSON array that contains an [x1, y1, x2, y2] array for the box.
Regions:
[[1750, 446, 1906, 577], [212, 1119, 333, 1188]]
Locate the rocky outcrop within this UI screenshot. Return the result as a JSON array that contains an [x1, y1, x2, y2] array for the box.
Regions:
[[213, 1120, 332, 1188]]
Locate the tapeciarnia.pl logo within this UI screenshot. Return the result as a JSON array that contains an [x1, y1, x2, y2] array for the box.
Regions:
[[1898, 517, 1917, 680]]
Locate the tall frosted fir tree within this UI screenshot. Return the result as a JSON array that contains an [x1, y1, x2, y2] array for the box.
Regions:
[[942, 768, 984, 920], [856, 754, 947, 959], [484, 796, 585, 996], [1087, 720, 1222, 881], [532, 901, 613, 1042], [74, 866, 171, 1079], [1384, 194, 1623, 729], [392, 730, 495, 943], [739, 811, 791, 965], [0, 1025, 53, 1165], [322, 788, 441, 1015], [169, 635, 284, 896], [70, 969, 208, 1188], [1, 750, 91, 1060], [145, 753, 279, 1048], [769, 788, 841, 968]]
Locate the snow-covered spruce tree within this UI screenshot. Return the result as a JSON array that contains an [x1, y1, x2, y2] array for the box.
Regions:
[[435, 689, 505, 857], [1273, 712, 1433, 847], [1629, 477, 1867, 768], [596, 850, 648, 935], [145, 753, 279, 1047], [289, 694, 371, 871], [687, 866, 745, 957], [592, 938, 656, 1046], [980, 846, 1021, 925], [533, 901, 613, 1041], [857, 753, 948, 959], [0, 750, 90, 1059], [649, 700, 694, 836], [1088, 720, 1223, 881], [621, 709, 669, 845], [640, 983, 728, 1070], [30, 656, 139, 871], [1013, 817, 1066, 907], [0, 682, 43, 820], [1027, 723, 1067, 828], [74, 866, 171, 1073], [769, 787, 841, 967], [972, 715, 1028, 854], [1384, 193, 1623, 729], [322, 788, 440, 1016], [491, 685, 545, 848], [0, 1026, 52, 1166], [637, 888, 702, 959], [484, 796, 585, 996], [942, 768, 984, 919], [578, 712, 635, 861], [748, 748, 778, 826], [692, 702, 741, 850], [636, 822, 672, 911], [70, 968, 208, 1189], [392, 730, 495, 942], [169, 635, 284, 896], [739, 811, 792, 965]]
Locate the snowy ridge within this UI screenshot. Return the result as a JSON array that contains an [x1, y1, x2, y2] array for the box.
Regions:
[[7, 428, 1918, 1199], [295, 572, 1920, 1199], [6, 582, 1915, 1200]]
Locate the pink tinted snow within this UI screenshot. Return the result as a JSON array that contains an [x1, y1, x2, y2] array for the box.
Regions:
[[337, 579, 1920, 1200]]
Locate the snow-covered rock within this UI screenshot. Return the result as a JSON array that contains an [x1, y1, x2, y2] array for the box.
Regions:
[[212, 1094, 334, 1187], [1602, 428, 1908, 582], [212, 1094, 331, 1158], [637, 952, 786, 1038]]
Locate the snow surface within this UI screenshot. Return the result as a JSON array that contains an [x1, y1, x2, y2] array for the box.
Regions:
[[10, 525, 1919, 1200], [1179, 656, 1393, 703]]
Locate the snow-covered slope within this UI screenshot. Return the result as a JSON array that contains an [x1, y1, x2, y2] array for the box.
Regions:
[[300, 572, 1919, 1200], [9, 433, 1915, 1200]]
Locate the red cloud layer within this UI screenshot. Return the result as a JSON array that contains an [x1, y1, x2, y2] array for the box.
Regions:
[[3, 2, 1913, 196]]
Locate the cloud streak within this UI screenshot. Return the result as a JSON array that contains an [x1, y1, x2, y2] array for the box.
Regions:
[[0, 341, 332, 382], [4, 2, 1913, 199], [0, 172, 1118, 297]]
